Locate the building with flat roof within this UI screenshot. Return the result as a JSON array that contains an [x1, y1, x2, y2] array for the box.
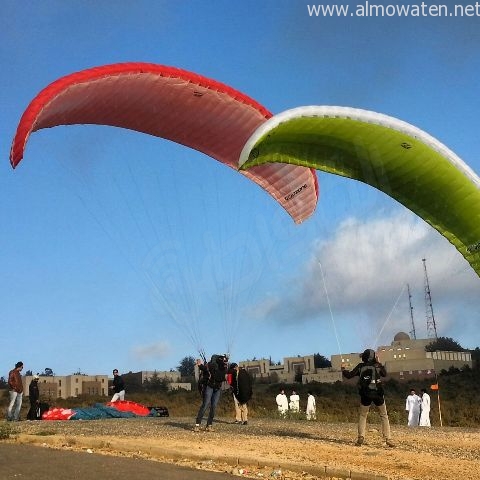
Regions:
[[331, 332, 472, 382], [22, 374, 109, 400], [230, 355, 341, 384]]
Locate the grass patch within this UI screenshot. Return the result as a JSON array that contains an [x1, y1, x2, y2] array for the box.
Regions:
[[0, 422, 17, 440], [34, 430, 57, 436]]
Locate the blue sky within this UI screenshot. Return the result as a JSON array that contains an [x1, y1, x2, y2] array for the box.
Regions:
[[1, 1, 479, 377]]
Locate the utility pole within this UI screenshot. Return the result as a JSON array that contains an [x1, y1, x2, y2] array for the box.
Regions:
[[407, 283, 416, 339], [422, 258, 438, 339]]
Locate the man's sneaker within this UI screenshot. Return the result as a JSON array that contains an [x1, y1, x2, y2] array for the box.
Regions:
[[193, 424, 200, 432], [355, 436, 364, 446], [205, 425, 214, 432], [242, 421, 248, 425], [385, 439, 395, 448], [233, 420, 241, 424]]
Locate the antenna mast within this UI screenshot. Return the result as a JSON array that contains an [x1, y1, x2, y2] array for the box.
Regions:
[[407, 283, 416, 339], [422, 258, 438, 339]]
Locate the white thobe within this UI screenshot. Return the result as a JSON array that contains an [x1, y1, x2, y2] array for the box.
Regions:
[[406, 394, 421, 426], [276, 393, 288, 416], [306, 394, 316, 420], [289, 394, 300, 412], [419, 392, 431, 427]]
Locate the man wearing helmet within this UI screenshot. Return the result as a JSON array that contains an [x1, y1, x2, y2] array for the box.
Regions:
[[342, 348, 395, 448]]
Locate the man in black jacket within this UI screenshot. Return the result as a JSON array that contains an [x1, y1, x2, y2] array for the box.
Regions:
[[27, 375, 40, 420], [194, 355, 227, 431], [229, 363, 252, 425], [110, 369, 125, 402], [342, 348, 395, 447]]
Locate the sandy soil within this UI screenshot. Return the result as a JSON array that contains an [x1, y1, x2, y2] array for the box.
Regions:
[[7, 417, 480, 480]]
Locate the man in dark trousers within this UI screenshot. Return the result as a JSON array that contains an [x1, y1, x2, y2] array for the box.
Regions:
[[194, 355, 227, 432], [27, 375, 40, 420], [229, 363, 253, 425]]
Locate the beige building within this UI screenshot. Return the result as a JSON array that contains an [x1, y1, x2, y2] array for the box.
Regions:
[[22, 374, 109, 400], [378, 332, 472, 381], [332, 332, 473, 382], [303, 368, 343, 384], [238, 356, 315, 383], [235, 355, 341, 384], [122, 370, 190, 391]]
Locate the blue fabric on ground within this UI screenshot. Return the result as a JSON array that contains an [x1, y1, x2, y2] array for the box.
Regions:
[[70, 404, 136, 420]]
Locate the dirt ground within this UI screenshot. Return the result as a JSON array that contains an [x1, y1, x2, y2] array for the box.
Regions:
[[7, 417, 480, 480]]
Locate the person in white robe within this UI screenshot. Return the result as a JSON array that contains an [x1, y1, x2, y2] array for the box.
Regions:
[[306, 391, 316, 420], [289, 390, 300, 413], [276, 389, 288, 417], [405, 389, 421, 426], [419, 388, 431, 427]]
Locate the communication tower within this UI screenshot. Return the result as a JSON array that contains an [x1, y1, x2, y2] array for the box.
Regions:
[[407, 283, 416, 339], [422, 258, 438, 339]]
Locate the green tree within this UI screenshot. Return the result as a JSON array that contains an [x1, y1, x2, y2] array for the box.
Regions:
[[425, 337, 464, 352], [143, 371, 168, 392], [314, 353, 332, 368], [177, 356, 195, 377]]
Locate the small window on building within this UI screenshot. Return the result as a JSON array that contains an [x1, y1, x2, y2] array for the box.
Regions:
[[399, 371, 404, 376], [58, 390, 61, 397], [59, 380, 62, 386], [75, 378, 78, 383], [393, 354, 397, 359], [403, 354, 406, 358]]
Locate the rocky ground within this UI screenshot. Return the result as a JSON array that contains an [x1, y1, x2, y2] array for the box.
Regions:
[[6, 417, 480, 480]]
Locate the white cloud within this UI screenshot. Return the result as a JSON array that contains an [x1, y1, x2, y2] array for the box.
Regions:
[[131, 341, 171, 360], [248, 211, 480, 349]]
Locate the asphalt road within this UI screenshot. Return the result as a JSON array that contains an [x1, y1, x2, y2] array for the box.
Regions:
[[0, 443, 233, 480]]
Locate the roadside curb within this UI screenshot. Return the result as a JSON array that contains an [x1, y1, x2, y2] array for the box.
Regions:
[[14, 434, 389, 480]]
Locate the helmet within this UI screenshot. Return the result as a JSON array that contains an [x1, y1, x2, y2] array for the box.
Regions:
[[361, 349, 376, 363]]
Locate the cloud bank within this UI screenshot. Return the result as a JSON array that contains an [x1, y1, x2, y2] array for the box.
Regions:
[[248, 211, 479, 350]]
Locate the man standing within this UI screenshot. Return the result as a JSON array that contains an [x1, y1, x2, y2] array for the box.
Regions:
[[229, 363, 253, 425], [419, 388, 431, 427], [27, 375, 40, 420], [194, 355, 227, 431], [306, 391, 316, 420], [110, 369, 126, 402], [7, 361, 24, 421], [342, 349, 395, 447], [289, 390, 300, 413], [275, 389, 288, 417], [405, 389, 421, 426]]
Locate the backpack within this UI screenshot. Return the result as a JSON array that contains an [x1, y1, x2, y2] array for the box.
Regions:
[[207, 355, 227, 389], [358, 363, 381, 392]]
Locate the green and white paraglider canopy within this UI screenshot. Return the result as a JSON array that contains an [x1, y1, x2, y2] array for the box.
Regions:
[[239, 105, 480, 278]]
